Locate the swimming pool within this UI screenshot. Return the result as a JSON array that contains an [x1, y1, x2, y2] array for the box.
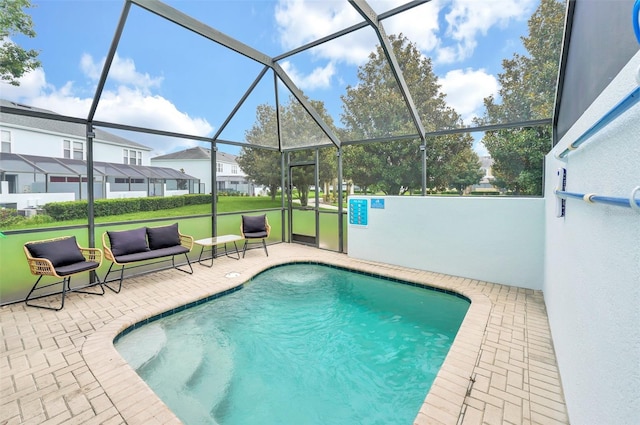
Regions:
[[115, 263, 469, 425]]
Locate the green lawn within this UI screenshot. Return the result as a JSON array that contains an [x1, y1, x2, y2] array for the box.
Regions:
[[1, 196, 284, 230], [0, 196, 347, 304]]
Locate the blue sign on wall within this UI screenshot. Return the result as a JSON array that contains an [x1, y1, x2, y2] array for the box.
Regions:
[[371, 198, 385, 209], [349, 199, 368, 226]]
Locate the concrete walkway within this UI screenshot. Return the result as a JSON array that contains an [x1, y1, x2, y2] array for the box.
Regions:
[[0, 244, 568, 424]]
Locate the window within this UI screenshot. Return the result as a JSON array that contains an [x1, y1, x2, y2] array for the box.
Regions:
[[64, 140, 83, 159], [123, 149, 143, 165], [217, 162, 223, 173], [73, 142, 83, 159], [1, 130, 11, 153], [231, 165, 238, 174], [50, 176, 88, 183]]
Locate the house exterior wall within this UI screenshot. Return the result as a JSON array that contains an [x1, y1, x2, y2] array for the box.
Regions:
[[151, 156, 251, 194], [0, 123, 151, 165], [93, 142, 151, 166], [544, 51, 640, 424], [1, 125, 77, 158]]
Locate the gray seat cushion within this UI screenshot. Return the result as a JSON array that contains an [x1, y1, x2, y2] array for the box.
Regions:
[[55, 261, 100, 276], [244, 231, 268, 238], [114, 245, 189, 264]]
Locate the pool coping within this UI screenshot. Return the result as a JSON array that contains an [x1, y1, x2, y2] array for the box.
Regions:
[[81, 253, 491, 425]]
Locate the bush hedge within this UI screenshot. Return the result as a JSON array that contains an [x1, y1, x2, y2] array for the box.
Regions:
[[43, 194, 213, 221]]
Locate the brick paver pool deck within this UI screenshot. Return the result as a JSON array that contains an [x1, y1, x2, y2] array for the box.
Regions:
[[0, 244, 569, 424]]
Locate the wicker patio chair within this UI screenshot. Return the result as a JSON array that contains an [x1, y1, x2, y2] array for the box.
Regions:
[[23, 236, 103, 311]]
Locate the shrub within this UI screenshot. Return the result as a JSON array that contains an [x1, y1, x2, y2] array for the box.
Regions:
[[0, 209, 26, 227], [27, 214, 55, 225], [42, 194, 213, 221]]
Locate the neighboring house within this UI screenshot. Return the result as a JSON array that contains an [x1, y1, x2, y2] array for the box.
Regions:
[[0, 99, 200, 210], [471, 155, 499, 194], [151, 147, 256, 195], [1, 99, 152, 165]]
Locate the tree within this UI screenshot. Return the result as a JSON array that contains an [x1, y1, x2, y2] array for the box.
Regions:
[[477, 0, 565, 195], [341, 143, 382, 195], [340, 34, 481, 195], [448, 148, 485, 193], [237, 94, 338, 205], [237, 104, 281, 201], [0, 0, 40, 86]]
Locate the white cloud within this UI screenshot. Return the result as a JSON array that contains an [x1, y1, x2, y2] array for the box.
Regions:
[[274, 0, 534, 70], [0, 68, 48, 100], [81, 53, 163, 92], [440, 68, 498, 124], [438, 0, 536, 63], [281, 61, 336, 90], [382, 0, 442, 53], [273, 0, 441, 91], [94, 87, 212, 138], [1, 54, 212, 155], [275, 0, 363, 50]]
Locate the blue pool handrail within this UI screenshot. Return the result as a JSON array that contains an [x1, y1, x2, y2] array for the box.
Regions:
[[556, 86, 640, 159], [555, 187, 640, 212], [557, 1, 640, 160], [634, 0, 640, 44]]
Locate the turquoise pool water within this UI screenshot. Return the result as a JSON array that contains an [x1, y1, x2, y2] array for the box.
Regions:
[[115, 263, 469, 425]]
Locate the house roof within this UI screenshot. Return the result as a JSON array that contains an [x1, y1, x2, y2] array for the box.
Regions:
[[151, 146, 238, 163], [0, 99, 150, 150], [0, 152, 198, 180]]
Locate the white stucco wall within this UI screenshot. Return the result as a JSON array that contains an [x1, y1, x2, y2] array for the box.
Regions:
[[1, 126, 72, 158], [544, 51, 640, 424], [348, 196, 545, 289], [151, 157, 248, 194], [0, 192, 75, 209], [1, 124, 151, 165], [92, 141, 151, 166], [151, 159, 212, 193]]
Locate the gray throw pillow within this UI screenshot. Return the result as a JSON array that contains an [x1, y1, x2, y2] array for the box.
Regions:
[[243, 215, 266, 233], [107, 228, 149, 257], [147, 223, 180, 250], [26, 236, 86, 267]]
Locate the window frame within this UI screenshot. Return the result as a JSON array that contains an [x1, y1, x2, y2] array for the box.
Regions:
[[1, 129, 11, 153]]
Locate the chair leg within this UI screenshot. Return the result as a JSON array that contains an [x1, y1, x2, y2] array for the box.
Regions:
[[103, 263, 125, 294], [25, 275, 67, 311], [242, 239, 268, 257], [173, 254, 194, 274], [73, 271, 105, 296]]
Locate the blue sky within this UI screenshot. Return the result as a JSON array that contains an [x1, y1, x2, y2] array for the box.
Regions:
[[2, 0, 539, 156]]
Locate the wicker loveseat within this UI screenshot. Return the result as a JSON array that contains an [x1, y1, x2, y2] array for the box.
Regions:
[[102, 223, 193, 293]]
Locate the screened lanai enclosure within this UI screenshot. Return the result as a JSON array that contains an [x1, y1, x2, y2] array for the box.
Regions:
[[0, 0, 568, 303], [2, 1, 640, 424], [0, 0, 637, 305]]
